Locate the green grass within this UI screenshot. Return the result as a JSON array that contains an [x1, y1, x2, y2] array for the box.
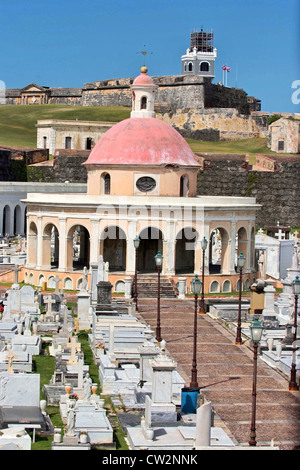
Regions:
[[186, 137, 276, 165], [0, 104, 131, 148]]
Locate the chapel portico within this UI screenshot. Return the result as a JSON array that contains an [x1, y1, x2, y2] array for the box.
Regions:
[[24, 66, 260, 293]]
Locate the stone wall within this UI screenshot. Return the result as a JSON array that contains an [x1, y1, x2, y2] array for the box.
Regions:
[[27, 150, 89, 183], [159, 108, 265, 141], [196, 153, 300, 228], [0, 146, 49, 181]]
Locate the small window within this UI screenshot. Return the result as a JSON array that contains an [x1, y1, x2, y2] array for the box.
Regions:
[[65, 136, 72, 149], [200, 62, 209, 72], [188, 62, 193, 72], [86, 137, 93, 150], [43, 136, 47, 149], [104, 174, 111, 194], [278, 140, 284, 151], [141, 96, 147, 110]]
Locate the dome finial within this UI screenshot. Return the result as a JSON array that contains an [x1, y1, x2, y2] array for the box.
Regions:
[[141, 65, 148, 74]]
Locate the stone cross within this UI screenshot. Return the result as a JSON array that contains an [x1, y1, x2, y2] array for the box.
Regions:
[[44, 295, 56, 315], [53, 276, 62, 295], [275, 228, 286, 241], [67, 337, 80, 365], [6, 348, 17, 374], [13, 265, 21, 286]]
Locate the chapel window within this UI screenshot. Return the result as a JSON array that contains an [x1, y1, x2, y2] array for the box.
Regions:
[[141, 96, 147, 110], [200, 62, 209, 72], [278, 140, 284, 151], [188, 62, 193, 72]]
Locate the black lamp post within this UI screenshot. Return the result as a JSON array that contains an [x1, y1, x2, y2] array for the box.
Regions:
[[199, 236, 208, 314], [235, 252, 246, 345], [154, 251, 163, 343], [249, 315, 264, 447], [288, 275, 300, 391], [133, 236, 140, 310], [190, 274, 202, 388]]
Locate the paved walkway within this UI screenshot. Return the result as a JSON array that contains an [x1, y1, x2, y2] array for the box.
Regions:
[[137, 298, 300, 450]]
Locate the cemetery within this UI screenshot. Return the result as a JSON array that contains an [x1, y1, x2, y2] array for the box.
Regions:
[[0, 223, 298, 451]]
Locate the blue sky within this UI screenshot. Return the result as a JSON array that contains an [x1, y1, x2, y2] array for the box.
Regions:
[[1, 0, 299, 113]]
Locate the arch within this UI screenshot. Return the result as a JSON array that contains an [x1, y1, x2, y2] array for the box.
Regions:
[[141, 96, 147, 110], [28, 221, 38, 266], [114, 280, 125, 293], [175, 227, 198, 274], [24, 271, 28, 284], [137, 226, 164, 273], [42, 223, 59, 269], [38, 273, 45, 287], [76, 277, 83, 290], [67, 224, 90, 271], [210, 280, 220, 293], [63, 277, 74, 290], [188, 62, 193, 72], [222, 279, 232, 293], [236, 227, 248, 270], [209, 227, 230, 274], [100, 172, 111, 195], [200, 61, 210, 72], [3, 205, 11, 236], [180, 175, 189, 197], [14, 205, 22, 235], [47, 275, 55, 289], [236, 278, 243, 292], [244, 278, 250, 291], [102, 225, 126, 272], [29, 273, 34, 285]]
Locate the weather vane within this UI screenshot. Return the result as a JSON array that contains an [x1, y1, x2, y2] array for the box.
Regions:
[[137, 45, 153, 66]]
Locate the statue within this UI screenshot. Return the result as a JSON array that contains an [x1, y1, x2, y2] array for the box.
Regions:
[[83, 373, 92, 401], [66, 402, 76, 436], [258, 249, 266, 280]]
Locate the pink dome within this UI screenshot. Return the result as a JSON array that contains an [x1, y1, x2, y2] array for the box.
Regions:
[[133, 71, 156, 86], [83, 117, 200, 167]]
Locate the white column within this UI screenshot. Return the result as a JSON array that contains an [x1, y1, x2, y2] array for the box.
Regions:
[[36, 216, 43, 269], [165, 221, 176, 275], [58, 217, 67, 272], [229, 221, 237, 274], [126, 220, 137, 274], [90, 219, 99, 265]]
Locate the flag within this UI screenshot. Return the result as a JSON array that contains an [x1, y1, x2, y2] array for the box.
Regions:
[[222, 65, 227, 70], [226, 67, 231, 72]]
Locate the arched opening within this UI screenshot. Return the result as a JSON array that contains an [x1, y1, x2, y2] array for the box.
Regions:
[[222, 279, 232, 293], [209, 228, 230, 274], [188, 62, 193, 72], [63, 277, 74, 290], [200, 62, 209, 72], [102, 226, 126, 272], [42, 223, 59, 269], [100, 172, 111, 195], [141, 96, 147, 110], [210, 280, 220, 293], [67, 225, 90, 271], [3, 205, 11, 236], [175, 227, 198, 274], [38, 274, 45, 287], [138, 227, 163, 273], [14, 205, 22, 235], [236, 227, 247, 271], [28, 221, 38, 266], [180, 175, 189, 197]]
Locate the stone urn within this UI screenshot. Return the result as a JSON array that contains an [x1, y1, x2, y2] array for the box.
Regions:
[[92, 383, 98, 396], [65, 384, 72, 396]]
